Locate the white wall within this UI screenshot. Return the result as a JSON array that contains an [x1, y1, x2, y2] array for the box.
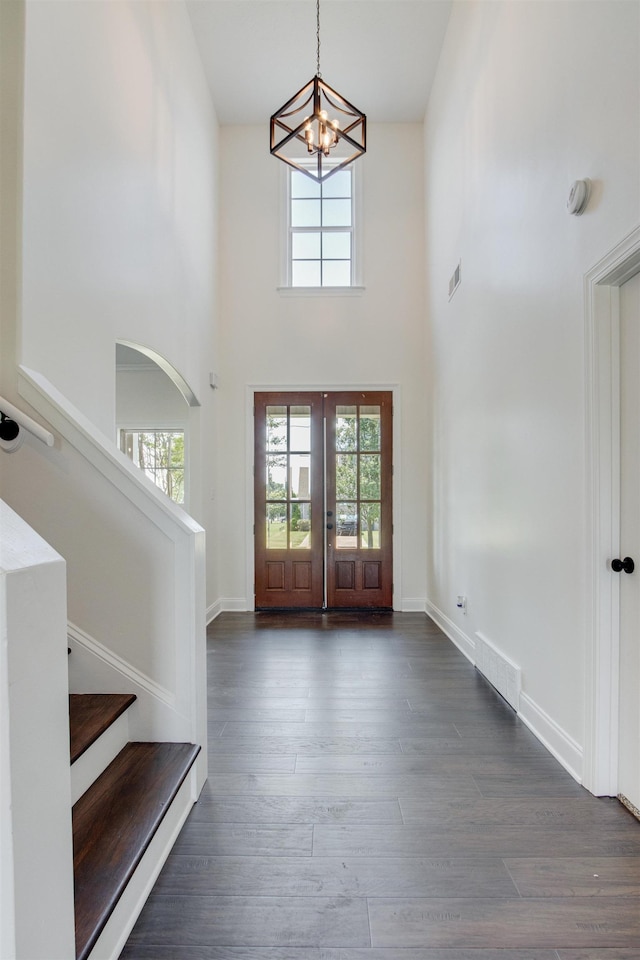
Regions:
[[217, 123, 428, 610], [116, 368, 189, 430], [424, 0, 640, 770], [9, 0, 221, 607]]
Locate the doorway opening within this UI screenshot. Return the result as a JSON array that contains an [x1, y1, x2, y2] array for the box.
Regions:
[[584, 224, 640, 804], [254, 391, 393, 610]]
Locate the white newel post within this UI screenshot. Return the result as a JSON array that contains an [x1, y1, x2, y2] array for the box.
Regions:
[[0, 501, 75, 959]]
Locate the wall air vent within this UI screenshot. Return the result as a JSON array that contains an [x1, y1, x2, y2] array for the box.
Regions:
[[448, 261, 461, 300], [475, 631, 521, 711]]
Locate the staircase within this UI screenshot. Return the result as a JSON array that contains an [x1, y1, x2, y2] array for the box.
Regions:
[[69, 694, 200, 960]]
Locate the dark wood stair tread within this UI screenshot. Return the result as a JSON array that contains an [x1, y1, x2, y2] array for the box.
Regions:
[[69, 693, 136, 764], [73, 740, 199, 960]]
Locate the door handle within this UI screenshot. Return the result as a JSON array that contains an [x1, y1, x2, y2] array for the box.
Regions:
[[326, 523, 333, 529], [612, 556, 635, 574]]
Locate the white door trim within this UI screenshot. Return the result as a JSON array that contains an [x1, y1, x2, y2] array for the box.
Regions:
[[584, 224, 640, 795]]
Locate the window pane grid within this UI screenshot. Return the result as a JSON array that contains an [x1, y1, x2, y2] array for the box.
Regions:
[[120, 429, 185, 504], [290, 167, 353, 288], [265, 405, 313, 549]]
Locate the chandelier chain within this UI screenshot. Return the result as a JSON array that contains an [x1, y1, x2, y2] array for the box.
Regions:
[[316, 0, 321, 77]]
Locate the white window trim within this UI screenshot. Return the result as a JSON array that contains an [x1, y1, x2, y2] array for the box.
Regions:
[[278, 162, 364, 293]]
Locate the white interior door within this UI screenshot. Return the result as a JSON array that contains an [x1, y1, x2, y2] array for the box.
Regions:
[[619, 269, 640, 813]]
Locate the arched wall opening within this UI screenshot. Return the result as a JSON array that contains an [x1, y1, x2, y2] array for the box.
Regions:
[[115, 341, 201, 513]]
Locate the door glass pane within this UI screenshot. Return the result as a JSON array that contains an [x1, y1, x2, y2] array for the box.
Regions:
[[336, 502, 357, 549], [290, 454, 311, 499], [360, 503, 381, 549], [336, 453, 357, 499], [290, 502, 311, 549], [360, 406, 381, 450], [336, 406, 357, 450], [266, 508, 287, 549], [266, 408, 287, 451], [290, 407, 311, 451], [360, 454, 381, 499], [267, 456, 287, 499]]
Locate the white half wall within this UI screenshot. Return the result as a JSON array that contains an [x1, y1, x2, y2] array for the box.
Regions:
[[0, 502, 75, 960]]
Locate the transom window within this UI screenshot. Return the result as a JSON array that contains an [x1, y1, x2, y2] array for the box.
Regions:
[[289, 166, 353, 287]]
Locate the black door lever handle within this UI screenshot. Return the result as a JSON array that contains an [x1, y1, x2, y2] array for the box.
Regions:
[[612, 557, 635, 574]]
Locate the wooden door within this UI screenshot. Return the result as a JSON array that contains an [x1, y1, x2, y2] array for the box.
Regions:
[[255, 391, 393, 610], [618, 270, 640, 813], [254, 393, 324, 609], [325, 392, 393, 608]]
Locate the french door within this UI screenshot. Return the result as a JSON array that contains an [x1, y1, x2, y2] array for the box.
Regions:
[[254, 391, 393, 609]]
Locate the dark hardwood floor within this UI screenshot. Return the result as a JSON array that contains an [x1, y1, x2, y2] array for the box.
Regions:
[[121, 611, 640, 959]]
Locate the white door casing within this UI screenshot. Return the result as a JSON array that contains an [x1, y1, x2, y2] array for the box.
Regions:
[[584, 224, 640, 797], [618, 270, 640, 813]]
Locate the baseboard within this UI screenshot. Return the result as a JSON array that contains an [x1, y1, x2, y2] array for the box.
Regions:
[[67, 621, 174, 707], [518, 691, 583, 783], [67, 622, 191, 742], [206, 598, 249, 623], [400, 597, 428, 612], [425, 599, 475, 663], [206, 600, 222, 624]]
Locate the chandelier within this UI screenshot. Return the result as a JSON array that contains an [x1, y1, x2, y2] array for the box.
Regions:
[[270, 0, 366, 183]]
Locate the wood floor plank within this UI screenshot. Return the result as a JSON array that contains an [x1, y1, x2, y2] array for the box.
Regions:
[[171, 821, 314, 856], [367, 896, 640, 949], [203, 754, 296, 773], [505, 856, 640, 896], [126, 895, 371, 947], [295, 754, 571, 777], [121, 948, 561, 960], [150, 855, 519, 898], [399, 795, 635, 827], [208, 736, 404, 755], [473, 774, 586, 798], [188, 796, 403, 824], [312, 823, 640, 858], [220, 720, 460, 738], [200, 772, 482, 798]]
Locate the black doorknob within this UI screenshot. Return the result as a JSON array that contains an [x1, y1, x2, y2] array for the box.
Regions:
[[326, 523, 333, 530], [612, 557, 635, 574]]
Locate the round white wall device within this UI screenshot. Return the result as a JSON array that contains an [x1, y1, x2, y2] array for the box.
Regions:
[[567, 178, 591, 216]]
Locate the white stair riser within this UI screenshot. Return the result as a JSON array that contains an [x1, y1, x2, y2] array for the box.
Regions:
[[71, 711, 131, 805]]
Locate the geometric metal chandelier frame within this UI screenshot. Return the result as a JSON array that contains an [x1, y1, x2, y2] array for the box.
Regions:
[[270, 75, 366, 183], [270, 0, 366, 183]]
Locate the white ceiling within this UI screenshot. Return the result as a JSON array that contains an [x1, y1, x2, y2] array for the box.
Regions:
[[185, 0, 453, 125]]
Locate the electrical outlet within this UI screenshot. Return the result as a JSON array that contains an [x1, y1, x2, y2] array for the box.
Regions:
[[456, 595, 467, 614]]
